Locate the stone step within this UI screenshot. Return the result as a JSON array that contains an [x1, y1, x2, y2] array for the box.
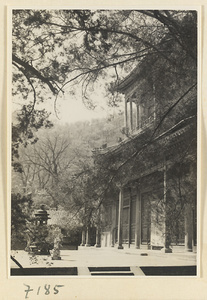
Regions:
[[91, 271, 134, 276], [89, 266, 131, 272], [89, 266, 134, 276]]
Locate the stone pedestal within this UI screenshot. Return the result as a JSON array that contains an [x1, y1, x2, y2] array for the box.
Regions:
[[51, 237, 61, 260], [51, 248, 61, 260]]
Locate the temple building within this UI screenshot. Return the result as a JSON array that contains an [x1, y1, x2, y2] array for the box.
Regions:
[[81, 57, 197, 253]]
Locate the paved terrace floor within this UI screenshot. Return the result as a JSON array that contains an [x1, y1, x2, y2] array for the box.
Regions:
[[10, 246, 197, 276]]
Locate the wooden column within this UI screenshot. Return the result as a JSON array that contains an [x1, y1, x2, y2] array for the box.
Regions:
[[153, 82, 156, 122], [136, 103, 139, 129], [111, 203, 116, 247], [80, 229, 86, 246], [117, 188, 124, 249], [111, 229, 115, 247], [130, 101, 133, 131], [125, 98, 128, 129], [95, 227, 101, 248], [185, 203, 193, 252], [128, 188, 132, 248], [135, 188, 141, 249], [192, 195, 197, 249], [95, 208, 101, 247], [161, 159, 172, 253], [139, 105, 142, 128], [85, 227, 91, 247]]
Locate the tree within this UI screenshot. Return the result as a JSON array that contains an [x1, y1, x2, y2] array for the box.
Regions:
[[13, 128, 77, 207], [11, 193, 33, 249], [11, 10, 197, 247], [12, 10, 197, 143]]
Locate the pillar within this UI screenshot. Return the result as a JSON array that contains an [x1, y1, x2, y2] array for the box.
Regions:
[[135, 188, 141, 249], [117, 188, 124, 249], [85, 227, 91, 247], [192, 195, 197, 249], [95, 227, 101, 247], [111, 228, 115, 247], [185, 203, 193, 252], [80, 229, 86, 246], [125, 98, 128, 129], [111, 203, 116, 247], [139, 105, 142, 128], [153, 82, 156, 122], [130, 101, 133, 131], [136, 103, 139, 129], [161, 159, 172, 253], [128, 188, 132, 248]]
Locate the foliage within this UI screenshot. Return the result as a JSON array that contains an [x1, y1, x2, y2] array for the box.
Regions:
[[12, 10, 196, 97], [12, 113, 125, 219], [11, 10, 197, 244], [25, 223, 63, 254], [61, 226, 82, 246], [12, 108, 53, 161], [11, 192, 63, 252], [11, 193, 33, 249], [12, 10, 197, 151]]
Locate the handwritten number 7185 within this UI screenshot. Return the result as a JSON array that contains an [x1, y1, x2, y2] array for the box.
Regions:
[[24, 284, 64, 298]]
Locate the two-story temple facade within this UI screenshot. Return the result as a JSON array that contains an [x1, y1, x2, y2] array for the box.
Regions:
[[81, 59, 197, 253]]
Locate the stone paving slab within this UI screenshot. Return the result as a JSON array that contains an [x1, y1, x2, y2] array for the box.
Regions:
[[11, 246, 197, 270]]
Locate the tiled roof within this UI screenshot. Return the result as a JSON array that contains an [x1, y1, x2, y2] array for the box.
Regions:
[[93, 115, 196, 157]]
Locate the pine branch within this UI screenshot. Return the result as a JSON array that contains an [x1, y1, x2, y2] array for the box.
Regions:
[[12, 54, 58, 94]]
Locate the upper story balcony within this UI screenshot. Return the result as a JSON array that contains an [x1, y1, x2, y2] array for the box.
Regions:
[[93, 112, 155, 157], [122, 114, 155, 136], [123, 97, 156, 135]]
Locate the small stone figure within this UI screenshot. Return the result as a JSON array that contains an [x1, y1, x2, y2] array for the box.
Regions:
[[51, 229, 62, 260], [25, 229, 32, 252]]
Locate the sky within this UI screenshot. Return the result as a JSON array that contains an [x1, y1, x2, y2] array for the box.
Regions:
[[11, 9, 128, 126], [46, 85, 125, 125], [58, 98, 109, 124], [12, 87, 125, 127]]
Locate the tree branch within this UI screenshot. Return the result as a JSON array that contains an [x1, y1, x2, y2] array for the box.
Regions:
[[12, 54, 58, 94]]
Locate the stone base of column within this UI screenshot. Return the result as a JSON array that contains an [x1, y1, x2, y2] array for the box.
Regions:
[[85, 244, 91, 247], [118, 245, 124, 249], [135, 246, 140, 249], [80, 243, 85, 246], [185, 248, 193, 252], [95, 244, 101, 248], [161, 247, 172, 253]]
